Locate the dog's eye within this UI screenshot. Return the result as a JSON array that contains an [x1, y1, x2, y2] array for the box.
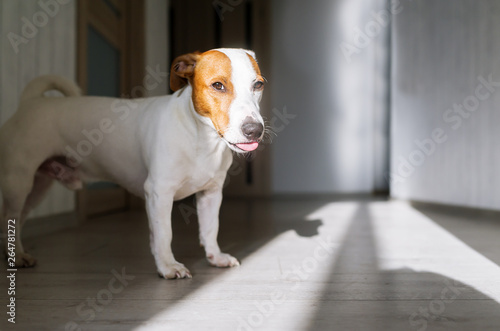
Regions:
[[253, 81, 264, 91], [212, 82, 225, 91]]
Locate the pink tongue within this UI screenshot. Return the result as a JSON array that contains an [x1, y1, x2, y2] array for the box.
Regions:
[[236, 142, 259, 151]]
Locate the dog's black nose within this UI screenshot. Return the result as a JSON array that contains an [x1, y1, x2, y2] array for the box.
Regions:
[[241, 117, 264, 140]]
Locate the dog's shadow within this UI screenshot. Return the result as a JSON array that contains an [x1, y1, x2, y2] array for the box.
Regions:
[[170, 197, 324, 261]]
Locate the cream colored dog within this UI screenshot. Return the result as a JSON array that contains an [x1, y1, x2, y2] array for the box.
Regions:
[[0, 48, 265, 279]]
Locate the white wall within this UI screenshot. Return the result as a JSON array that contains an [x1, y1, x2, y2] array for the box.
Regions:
[[0, 0, 77, 218], [271, 0, 390, 194], [391, 0, 500, 210]]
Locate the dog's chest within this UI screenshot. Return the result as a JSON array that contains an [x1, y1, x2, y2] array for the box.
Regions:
[[173, 142, 232, 200]]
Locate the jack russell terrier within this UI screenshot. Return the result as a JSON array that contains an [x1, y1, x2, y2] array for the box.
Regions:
[[0, 48, 266, 279]]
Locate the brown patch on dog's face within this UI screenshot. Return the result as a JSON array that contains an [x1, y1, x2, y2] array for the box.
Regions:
[[191, 50, 234, 135]]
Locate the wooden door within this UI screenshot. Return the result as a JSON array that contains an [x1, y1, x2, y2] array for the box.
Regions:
[[76, 0, 144, 220]]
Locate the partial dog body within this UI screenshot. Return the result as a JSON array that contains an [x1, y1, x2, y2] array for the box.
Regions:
[[0, 48, 265, 278]]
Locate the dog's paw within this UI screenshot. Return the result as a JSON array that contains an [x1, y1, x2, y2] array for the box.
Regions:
[[207, 252, 240, 268], [15, 252, 37, 268], [157, 262, 192, 279]]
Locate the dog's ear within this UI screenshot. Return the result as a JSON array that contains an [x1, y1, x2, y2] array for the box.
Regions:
[[170, 52, 201, 91], [243, 49, 256, 61]]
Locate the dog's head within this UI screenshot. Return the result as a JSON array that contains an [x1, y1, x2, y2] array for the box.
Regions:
[[170, 48, 265, 153]]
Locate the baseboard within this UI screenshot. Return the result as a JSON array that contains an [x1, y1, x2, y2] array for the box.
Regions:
[[270, 192, 388, 202], [407, 200, 500, 218]]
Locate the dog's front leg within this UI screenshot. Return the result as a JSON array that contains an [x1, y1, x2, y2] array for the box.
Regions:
[[144, 180, 191, 279], [196, 189, 239, 267]]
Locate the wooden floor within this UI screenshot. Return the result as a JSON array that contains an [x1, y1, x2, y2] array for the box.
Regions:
[[1, 196, 500, 331]]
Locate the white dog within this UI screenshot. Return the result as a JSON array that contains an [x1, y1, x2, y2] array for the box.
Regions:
[[0, 48, 265, 279]]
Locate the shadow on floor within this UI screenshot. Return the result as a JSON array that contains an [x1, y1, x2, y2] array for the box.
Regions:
[[307, 203, 500, 331]]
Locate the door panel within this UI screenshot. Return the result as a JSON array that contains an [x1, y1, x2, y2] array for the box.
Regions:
[[87, 25, 121, 97]]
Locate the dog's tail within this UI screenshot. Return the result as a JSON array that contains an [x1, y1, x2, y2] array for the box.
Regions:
[[20, 75, 82, 102]]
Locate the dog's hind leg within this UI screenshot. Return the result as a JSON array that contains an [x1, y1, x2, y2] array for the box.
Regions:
[[20, 174, 54, 221], [1, 171, 52, 267]]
